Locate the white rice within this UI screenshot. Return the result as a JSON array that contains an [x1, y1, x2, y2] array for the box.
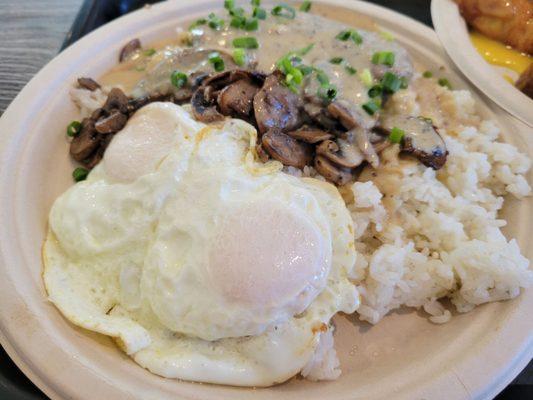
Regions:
[[349, 81, 532, 324]]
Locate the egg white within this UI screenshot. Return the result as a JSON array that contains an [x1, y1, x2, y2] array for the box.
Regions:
[[43, 103, 359, 386]]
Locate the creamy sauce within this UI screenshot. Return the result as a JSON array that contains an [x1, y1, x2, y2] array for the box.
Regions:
[[100, 3, 414, 121]]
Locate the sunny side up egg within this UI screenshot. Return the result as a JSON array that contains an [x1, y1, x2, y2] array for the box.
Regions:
[[43, 102, 360, 386]]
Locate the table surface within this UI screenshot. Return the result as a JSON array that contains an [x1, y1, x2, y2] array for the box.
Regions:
[[0, 1, 530, 399]]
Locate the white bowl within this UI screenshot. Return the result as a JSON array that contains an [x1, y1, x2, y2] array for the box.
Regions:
[[431, 0, 533, 127], [0, 1, 531, 399]]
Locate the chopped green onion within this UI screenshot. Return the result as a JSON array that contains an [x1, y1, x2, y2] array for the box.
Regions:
[[72, 167, 89, 182], [66, 121, 82, 137], [189, 18, 207, 31], [229, 6, 245, 17], [315, 69, 330, 85], [208, 52, 225, 71], [438, 78, 452, 89], [230, 16, 245, 28], [300, 0, 312, 12], [224, 0, 235, 9], [359, 68, 373, 87], [329, 57, 344, 64], [422, 70, 433, 78], [251, 0, 261, 5], [318, 84, 337, 102], [368, 85, 382, 98], [399, 76, 408, 89], [389, 127, 405, 143], [245, 18, 259, 31], [336, 29, 362, 44], [379, 30, 395, 41], [362, 100, 380, 115], [381, 71, 402, 93], [421, 116, 433, 124], [271, 4, 296, 19], [170, 70, 188, 88], [371, 51, 395, 67], [253, 7, 267, 19], [336, 30, 352, 41], [232, 48, 246, 66], [207, 13, 224, 30], [286, 67, 304, 85], [345, 64, 357, 75], [233, 36, 259, 49], [143, 48, 156, 56], [298, 43, 314, 55], [297, 65, 314, 75]]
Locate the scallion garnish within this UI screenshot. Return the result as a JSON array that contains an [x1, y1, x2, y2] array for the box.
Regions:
[[189, 18, 207, 31], [422, 70, 433, 78], [208, 52, 225, 72], [72, 167, 89, 182], [233, 36, 259, 49], [253, 7, 267, 19], [170, 70, 188, 88], [298, 43, 314, 55], [271, 3, 296, 19], [438, 77, 452, 89], [297, 65, 313, 75], [315, 69, 329, 85], [143, 48, 156, 56], [251, 0, 261, 5], [335, 29, 362, 44], [359, 68, 373, 87], [66, 121, 82, 137], [232, 48, 246, 66], [300, 0, 312, 12], [371, 51, 395, 67], [245, 18, 259, 31], [381, 71, 402, 93], [389, 127, 405, 143], [329, 57, 344, 64], [231, 16, 245, 28], [345, 64, 356, 75], [368, 85, 382, 98], [318, 84, 337, 102], [207, 13, 224, 30], [224, 0, 235, 9], [379, 30, 395, 41], [362, 100, 380, 115]]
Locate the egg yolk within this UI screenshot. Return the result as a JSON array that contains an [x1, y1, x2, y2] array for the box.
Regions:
[[207, 201, 330, 308], [470, 31, 532, 80]]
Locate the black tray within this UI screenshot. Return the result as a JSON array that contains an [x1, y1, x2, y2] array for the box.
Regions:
[[1, 1, 531, 399]]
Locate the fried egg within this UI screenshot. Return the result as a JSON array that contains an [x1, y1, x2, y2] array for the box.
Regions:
[[43, 102, 359, 386]]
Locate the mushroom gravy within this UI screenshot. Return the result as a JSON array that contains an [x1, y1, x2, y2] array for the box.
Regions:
[[71, 1, 449, 184]]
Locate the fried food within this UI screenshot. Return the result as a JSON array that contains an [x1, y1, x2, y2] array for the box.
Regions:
[[516, 63, 533, 98], [456, 0, 533, 54]]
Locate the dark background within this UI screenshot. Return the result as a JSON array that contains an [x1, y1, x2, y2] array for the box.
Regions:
[[1, 1, 531, 399]]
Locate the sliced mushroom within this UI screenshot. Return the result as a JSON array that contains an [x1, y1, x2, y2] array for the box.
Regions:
[[119, 38, 141, 62], [217, 79, 260, 118], [70, 119, 101, 161], [103, 88, 129, 114], [316, 139, 364, 168], [347, 127, 380, 168], [286, 126, 334, 144], [380, 115, 448, 169], [94, 112, 128, 134], [368, 130, 390, 153], [77, 77, 101, 91], [261, 129, 313, 169], [255, 143, 270, 163], [191, 85, 224, 123], [254, 71, 303, 134], [314, 155, 354, 186], [303, 102, 344, 134], [327, 100, 374, 130]]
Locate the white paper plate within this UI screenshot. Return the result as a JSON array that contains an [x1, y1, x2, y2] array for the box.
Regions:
[[431, 0, 533, 127], [0, 1, 531, 399]]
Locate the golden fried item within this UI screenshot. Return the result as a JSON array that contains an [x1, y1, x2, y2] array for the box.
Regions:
[[516, 63, 533, 98], [456, 0, 533, 54]]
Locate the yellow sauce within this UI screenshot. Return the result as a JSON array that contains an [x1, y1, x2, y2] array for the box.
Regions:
[[470, 31, 531, 79]]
